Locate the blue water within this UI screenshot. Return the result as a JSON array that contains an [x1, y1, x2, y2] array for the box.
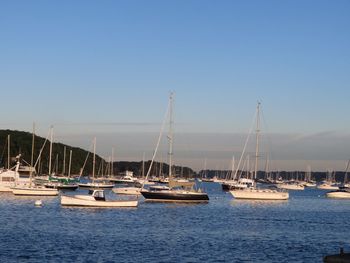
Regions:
[[0, 183, 349, 262]]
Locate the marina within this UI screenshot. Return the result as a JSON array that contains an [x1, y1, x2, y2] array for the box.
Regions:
[[0, 183, 349, 262], [1, 0, 349, 262]]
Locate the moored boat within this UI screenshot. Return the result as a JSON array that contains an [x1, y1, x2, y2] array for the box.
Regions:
[[140, 93, 209, 203], [230, 187, 289, 200], [112, 187, 141, 195], [141, 188, 209, 202], [12, 186, 58, 196], [61, 189, 138, 207], [229, 103, 289, 201], [326, 189, 350, 199]]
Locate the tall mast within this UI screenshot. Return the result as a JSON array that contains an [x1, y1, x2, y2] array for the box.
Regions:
[[7, 134, 10, 169], [142, 152, 145, 178], [63, 146, 66, 175], [254, 102, 261, 180], [48, 125, 53, 175], [30, 122, 35, 187], [68, 150, 72, 178], [168, 92, 174, 178], [111, 147, 114, 177], [92, 137, 96, 180]]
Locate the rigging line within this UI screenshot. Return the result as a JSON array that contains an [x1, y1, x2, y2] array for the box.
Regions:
[[79, 139, 94, 179], [141, 97, 171, 190], [33, 128, 51, 169], [260, 105, 275, 171], [233, 107, 257, 180]]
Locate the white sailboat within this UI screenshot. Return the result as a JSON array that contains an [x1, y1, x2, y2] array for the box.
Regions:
[[77, 139, 114, 189], [326, 160, 350, 199], [0, 135, 18, 192], [230, 102, 289, 200], [276, 182, 305, 191], [317, 170, 339, 190], [12, 124, 58, 196]]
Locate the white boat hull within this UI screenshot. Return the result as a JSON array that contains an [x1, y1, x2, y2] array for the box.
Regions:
[[326, 191, 350, 199], [112, 187, 141, 195], [60, 195, 138, 207], [277, 184, 305, 191], [304, 182, 317, 187], [0, 183, 15, 192], [317, 184, 339, 190], [12, 187, 59, 196], [230, 188, 289, 200]]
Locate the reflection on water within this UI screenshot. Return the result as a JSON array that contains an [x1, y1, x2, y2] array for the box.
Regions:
[[231, 199, 288, 207], [0, 184, 349, 262]]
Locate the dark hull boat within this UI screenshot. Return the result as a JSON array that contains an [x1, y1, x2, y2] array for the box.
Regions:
[[44, 182, 78, 191], [141, 189, 209, 202]]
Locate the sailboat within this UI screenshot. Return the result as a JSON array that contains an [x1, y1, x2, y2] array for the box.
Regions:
[[0, 135, 19, 192], [61, 138, 138, 207], [326, 160, 350, 199], [42, 130, 78, 190], [12, 124, 58, 196], [201, 159, 214, 182], [77, 139, 114, 189], [141, 92, 209, 203], [317, 170, 339, 190], [230, 102, 289, 200]]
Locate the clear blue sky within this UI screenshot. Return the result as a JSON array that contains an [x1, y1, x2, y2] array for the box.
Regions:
[[1, 1, 350, 170]]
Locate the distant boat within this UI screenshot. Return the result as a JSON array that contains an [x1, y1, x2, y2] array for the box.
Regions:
[[317, 170, 339, 190], [44, 149, 78, 190], [109, 171, 137, 184], [276, 181, 305, 191], [61, 189, 138, 207], [230, 102, 289, 200], [12, 124, 58, 196], [112, 187, 141, 195], [78, 180, 114, 189], [77, 139, 115, 189], [141, 92, 209, 203], [326, 160, 350, 199]]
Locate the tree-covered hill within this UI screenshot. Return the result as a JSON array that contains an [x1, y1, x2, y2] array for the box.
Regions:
[[0, 129, 196, 177]]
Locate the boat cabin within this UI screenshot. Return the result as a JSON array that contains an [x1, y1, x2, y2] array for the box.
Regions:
[[88, 190, 106, 201]]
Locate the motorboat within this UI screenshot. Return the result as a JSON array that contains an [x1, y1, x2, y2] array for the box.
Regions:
[[61, 189, 138, 207]]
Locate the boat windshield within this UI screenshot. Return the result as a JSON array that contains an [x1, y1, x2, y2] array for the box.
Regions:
[[93, 190, 105, 201]]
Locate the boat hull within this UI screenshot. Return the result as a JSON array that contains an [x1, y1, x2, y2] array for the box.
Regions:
[[12, 187, 59, 196], [112, 187, 141, 195], [0, 184, 15, 192], [276, 184, 305, 190], [317, 185, 339, 190], [141, 190, 209, 202], [60, 195, 138, 207], [78, 183, 114, 189], [326, 190, 350, 199], [230, 189, 289, 200]]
